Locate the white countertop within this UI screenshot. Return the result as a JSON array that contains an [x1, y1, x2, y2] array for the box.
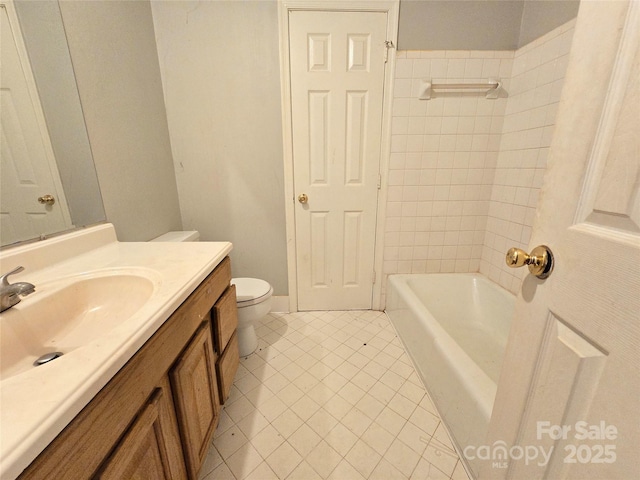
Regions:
[[0, 224, 232, 479]]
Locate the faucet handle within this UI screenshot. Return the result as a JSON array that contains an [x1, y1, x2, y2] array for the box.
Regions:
[[1, 266, 25, 286]]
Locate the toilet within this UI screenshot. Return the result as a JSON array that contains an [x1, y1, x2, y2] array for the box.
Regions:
[[231, 278, 273, 357], [151, 230, 272, 357], [150, 231, 200, 242]]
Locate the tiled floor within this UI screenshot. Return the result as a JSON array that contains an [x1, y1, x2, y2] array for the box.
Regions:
[[199, 311, 472, 480]]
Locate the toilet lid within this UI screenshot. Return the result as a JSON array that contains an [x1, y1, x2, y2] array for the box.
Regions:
[[231, 278, 273, 305]]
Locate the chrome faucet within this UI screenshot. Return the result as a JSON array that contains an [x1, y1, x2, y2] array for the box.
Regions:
[[0, 266, 36, 313]]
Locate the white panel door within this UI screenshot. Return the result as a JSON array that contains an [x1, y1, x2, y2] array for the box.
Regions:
[[0, 2, 71, 245], [484, 2, 640, 479], [289, 10, 386, 310]]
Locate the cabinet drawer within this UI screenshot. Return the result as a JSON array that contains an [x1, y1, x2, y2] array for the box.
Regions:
[[213, 285, 238, 354], [186, 257, 231, 323], [216, 332, 239, 404]]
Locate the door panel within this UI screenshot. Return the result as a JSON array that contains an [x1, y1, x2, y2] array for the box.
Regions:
[[485, 2, 640, 479], [289, 10, 386, 310]]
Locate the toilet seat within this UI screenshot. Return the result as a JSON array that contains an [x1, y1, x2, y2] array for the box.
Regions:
[[232, 278, 273, 307]]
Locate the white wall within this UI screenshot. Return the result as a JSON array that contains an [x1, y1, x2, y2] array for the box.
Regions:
[[59, 0, 182, 241], [151, 1, 288, 295]]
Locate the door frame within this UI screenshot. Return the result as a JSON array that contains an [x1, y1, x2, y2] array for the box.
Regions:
[[278, 0, 399, 312]]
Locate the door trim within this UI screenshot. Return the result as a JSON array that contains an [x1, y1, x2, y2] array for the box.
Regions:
[[278, 0, 399, 312]]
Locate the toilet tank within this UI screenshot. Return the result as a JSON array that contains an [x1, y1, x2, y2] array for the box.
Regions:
[[150, 231, 200, 242]]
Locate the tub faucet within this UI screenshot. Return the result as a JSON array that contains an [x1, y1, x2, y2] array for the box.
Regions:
[[0, 266, 36, 313]]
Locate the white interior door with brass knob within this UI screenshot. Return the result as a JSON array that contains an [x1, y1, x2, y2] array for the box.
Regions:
[[0, 2, 72, 246], [287, 8, 388, 310], [483, 2, 640, 478]]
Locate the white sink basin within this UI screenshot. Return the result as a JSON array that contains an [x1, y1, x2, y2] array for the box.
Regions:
[[0, 271, 156, 380]]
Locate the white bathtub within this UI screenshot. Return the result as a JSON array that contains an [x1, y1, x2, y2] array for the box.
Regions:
[[386, 274, 515, 473]]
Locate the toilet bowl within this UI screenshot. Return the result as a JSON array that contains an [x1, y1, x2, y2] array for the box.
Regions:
[[232, 278, 273, 357]]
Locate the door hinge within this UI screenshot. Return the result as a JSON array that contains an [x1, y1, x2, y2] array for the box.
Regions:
[[372, 270, 377, 283], [384, 40, 395, 63], [377, 173, 382, 189]]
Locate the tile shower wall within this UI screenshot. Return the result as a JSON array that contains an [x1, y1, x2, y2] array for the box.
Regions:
[[480, 20, 575, 293], [382, 19, 575, 303], [382, 50, 514, 301]]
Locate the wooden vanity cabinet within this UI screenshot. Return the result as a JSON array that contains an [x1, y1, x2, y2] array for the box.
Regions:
[[19, 257, 239, 480]]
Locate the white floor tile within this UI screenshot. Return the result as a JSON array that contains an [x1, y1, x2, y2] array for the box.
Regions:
[[265, 441, 302, 479], [250, 424, 284, 458], [290, 394, 321, 421], [370, 458, 407, 480], [324, 423, 359, 456], [306, 408, 339, 437], [306, 440, 343, 479], [345, 439, 382, 478], [201, 462, 236, 480], [243, 461, 278, 480], [204, 310, 465, 480], [215, 426, 248, 460], [361, 422, 396, 456], [384, 438, 422, 477], [225, 444, 263, 479], [327, 459, 366, 480], [235, 410, 269, 440], [341, 407, 373, 437], [271, 408, 304, 438], [287, 460, 323, 480], [288, 423, 322, 457]]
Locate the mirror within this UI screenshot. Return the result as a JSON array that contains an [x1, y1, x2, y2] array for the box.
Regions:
[[0, 0, 104, 248]]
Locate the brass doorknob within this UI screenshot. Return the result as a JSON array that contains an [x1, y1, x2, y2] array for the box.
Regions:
[[298, 193, 308, 204], [506, 245, 554, 279], [38, 194, 56, 206]]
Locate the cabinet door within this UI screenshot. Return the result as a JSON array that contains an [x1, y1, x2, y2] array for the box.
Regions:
[[97, 379, 187, 480], [212, 285, 238, 354], [216, 332, 239, 404], [170, 320, 219, 479]]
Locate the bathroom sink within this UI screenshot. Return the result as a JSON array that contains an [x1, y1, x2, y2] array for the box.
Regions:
[[0, 271, 157, 380]]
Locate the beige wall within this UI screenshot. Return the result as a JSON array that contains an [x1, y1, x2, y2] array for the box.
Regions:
[[151, 1, 288, 294], [59, 0, 182, 241]]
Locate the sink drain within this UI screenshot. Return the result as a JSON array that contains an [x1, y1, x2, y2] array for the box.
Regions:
[[34, 352, 64, 366]]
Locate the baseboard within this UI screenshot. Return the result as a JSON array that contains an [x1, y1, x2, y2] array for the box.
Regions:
[[271, 295, 290, 313]]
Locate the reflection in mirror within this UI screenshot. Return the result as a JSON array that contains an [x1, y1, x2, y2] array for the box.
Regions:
[[0, 0, 104, 248]]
